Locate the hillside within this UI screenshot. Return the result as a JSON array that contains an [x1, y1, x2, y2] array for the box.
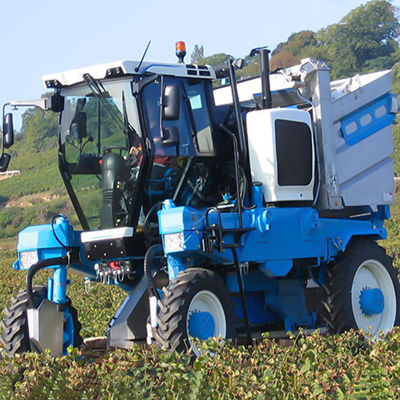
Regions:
[[1, 0, 399, 244], [0, 148, 78, 240]]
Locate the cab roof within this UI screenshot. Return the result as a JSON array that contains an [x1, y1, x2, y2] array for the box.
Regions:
[[42, 60, 216, 89]]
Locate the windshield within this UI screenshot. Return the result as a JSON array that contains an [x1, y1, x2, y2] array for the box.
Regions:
[[60, 79, 140, 229], [59, 76, 220, 232]]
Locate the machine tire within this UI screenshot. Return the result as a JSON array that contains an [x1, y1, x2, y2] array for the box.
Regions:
[[321, 239, 400, 337], [155, 268, 236, 354], [0, 285, 83, 356]]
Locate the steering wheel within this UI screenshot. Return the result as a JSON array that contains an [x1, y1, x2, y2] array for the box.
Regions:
[[103, 146, 128, 155]]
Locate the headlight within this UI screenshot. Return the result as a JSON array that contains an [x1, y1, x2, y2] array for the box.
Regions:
[[164, 233, 184, 253], [20, 251, 39, 269]]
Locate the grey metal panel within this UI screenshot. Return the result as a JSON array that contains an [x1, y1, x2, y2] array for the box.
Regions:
[[340, 158, 394, 206], [310, 70, 337, 210], [27, 300, 64, 356], [331, 71, 392, 123], [107, 276, 149, 349], [336, 125, 394, 185], [310, 68, 395, 211]]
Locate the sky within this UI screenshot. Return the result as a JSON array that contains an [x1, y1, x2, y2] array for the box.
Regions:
[[1, 0, 400, 130]]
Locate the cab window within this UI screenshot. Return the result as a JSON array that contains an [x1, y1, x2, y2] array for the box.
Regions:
[[186, 81, 214, 154]]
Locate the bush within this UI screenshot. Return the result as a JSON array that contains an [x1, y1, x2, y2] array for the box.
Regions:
[[0, 331, 400, 399]]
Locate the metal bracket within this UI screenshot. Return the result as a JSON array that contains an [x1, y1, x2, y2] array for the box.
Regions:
[[27, 299, 64, 356]]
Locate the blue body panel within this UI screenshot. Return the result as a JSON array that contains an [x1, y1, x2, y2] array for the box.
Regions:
[[12, 216, 91, 354], [11, 196, 389, 337], [159, 204, 386, 276], [13, 217, 96, 303], [158, 200, 388, 330], [341, 93, 396, 146], [14, 218, 96, 277]]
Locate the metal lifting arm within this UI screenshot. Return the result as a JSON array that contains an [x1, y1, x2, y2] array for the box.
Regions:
[[227, 59, 247, 168]]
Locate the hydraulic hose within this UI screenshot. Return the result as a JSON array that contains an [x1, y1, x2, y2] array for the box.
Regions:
[[144, 244, 163, 300], [26, 249, 79, 309], [26, 256, 69, 309]]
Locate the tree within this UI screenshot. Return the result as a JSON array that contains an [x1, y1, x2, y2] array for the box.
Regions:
[[270, 51, 298, 71], [200, 52, 233, 66], [13, 108, 58, 155], [237, 57, 260, 80], [191, 45, 204, 64], [273, 31, 318, 59], [319, 0, 399, 77], [268, 2, 399, 78]]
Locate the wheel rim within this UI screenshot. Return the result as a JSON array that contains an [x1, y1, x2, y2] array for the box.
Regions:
[[187, 290, 226, 353], [351, 259, 397, 336]]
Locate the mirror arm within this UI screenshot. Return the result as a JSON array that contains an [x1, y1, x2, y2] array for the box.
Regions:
[[9, 97, 52, 111]]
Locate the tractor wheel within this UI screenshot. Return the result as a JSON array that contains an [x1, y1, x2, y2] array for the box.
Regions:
[[1, 285, 83, 356], [155, 268, 236, 354], [321, 240, 400, 337]]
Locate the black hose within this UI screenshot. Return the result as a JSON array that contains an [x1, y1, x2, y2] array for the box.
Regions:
[[26, 256, 69, 309], [231, 248, 252, 345], [144, 201, 163, 241], [144, 244, 163, 300], [51, 214, 68, 249]]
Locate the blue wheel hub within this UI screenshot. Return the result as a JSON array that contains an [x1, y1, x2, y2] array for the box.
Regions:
[[360, 288, 385, 316], [188, 311, 215, 340]]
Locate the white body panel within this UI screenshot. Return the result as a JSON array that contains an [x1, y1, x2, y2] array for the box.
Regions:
[[213, 74, 304, 108], [81, 227, 133, 243], [42, 60, 215, 88], [239, 62, 395, 210], [247, 108, 314, 203]]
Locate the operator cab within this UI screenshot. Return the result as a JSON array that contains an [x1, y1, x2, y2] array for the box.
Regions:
[[46, 53, 235, 258]]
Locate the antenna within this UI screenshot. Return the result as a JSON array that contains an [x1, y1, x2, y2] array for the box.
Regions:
[[135, 40, 151, 72]]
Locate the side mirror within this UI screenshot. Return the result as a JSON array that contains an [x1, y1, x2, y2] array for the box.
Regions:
[[162, 85, 180, 120], [162, 126, 180, 147], [3, 113, 14, 149], [71, 112, 87, 140], [51, 91, 65, 112], [0, 153, 11, 173]]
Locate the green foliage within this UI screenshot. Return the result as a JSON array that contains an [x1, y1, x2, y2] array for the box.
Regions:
[[236, 56, 260, 80], [0, 148, 72, 239], [0, 150, 63, 200], [199, 52, 233, 67], [192, 2, 400, 81], [319, 0, 399, 78], [190, 44, 204, 64], [12, 107, 58, 155], [1, 330, 400, 399], [272, 30, 321, 70], [271, 1, 400, 77], [383, 189, 400, 266]]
